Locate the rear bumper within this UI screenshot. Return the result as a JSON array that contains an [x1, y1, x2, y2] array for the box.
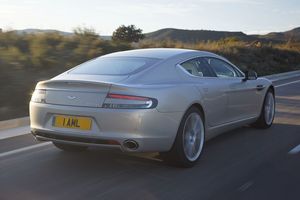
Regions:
[[30, 102, 183, 152], [32, 130, 123, 150]]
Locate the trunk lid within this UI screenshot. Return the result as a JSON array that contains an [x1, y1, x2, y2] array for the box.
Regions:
[[36, 79, 113, 108], [36, 74, 129, 107]]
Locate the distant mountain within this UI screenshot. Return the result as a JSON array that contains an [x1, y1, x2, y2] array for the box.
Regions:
[[6, 27, 300, 43], [14, 28, 73, 36], [100, 35, 112, 40], [12, 28, 111, 40], [145, 28, 256, 42], [258, 27, 300, 42], [145, 27, 300, 43]]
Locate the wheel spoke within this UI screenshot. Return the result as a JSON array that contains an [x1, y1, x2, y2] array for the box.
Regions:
[[192, 120, 200, 134], [188, 144, 193, 157], [184, 132, 190, 146]]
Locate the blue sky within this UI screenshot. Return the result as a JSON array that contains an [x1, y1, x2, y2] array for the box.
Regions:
[[1, 0, 300, 35]]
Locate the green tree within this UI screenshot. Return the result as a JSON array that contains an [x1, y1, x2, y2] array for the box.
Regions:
[[112, 25, 145, 43]]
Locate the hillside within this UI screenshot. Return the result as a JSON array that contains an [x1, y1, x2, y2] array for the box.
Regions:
[[145, 28, 255, 42], [259, 27, 300, 42], [145, 27, 300, 43], [14, 28, 73, 36], [10, 28, 111, 40]]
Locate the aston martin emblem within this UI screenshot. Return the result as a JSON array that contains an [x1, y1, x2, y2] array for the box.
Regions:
[[67, 96, 77, 100]]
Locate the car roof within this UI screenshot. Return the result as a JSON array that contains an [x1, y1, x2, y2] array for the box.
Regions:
[[102, 48, 215, 59]]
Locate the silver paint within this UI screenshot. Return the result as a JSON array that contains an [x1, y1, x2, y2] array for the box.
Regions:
[[30, 48, 273, 152]]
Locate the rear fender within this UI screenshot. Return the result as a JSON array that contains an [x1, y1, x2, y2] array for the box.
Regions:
[[109, 84, 203, 113]]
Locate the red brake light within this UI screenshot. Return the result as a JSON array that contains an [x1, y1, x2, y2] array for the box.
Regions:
[[107, 93, 150, 101], [103, 93, 157, 109]]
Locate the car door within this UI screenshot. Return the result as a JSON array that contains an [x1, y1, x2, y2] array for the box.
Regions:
[[205, 57, 260, 122], [179, 57, 230, 127]]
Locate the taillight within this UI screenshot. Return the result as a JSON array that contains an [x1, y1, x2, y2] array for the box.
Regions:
[[102, 93, 157, 109], [31, 89, 46, 103]]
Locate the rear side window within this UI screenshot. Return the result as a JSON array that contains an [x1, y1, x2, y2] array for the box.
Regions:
[[70, 57, 160, 75], [180, 58, 216, 77]]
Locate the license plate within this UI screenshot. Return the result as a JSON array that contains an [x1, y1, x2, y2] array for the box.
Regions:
[[53, 115, 92, 130]]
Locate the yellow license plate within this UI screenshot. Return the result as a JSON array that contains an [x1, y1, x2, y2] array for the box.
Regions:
[[53, 115, 92, 130]]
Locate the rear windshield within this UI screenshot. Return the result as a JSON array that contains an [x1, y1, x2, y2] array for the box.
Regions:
[[70, 57, 160, 75]]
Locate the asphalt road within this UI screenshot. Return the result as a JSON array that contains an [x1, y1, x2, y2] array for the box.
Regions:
[[1, 77, 300, 200]]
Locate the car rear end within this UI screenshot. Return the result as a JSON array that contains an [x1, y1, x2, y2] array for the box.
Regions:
[[30, 56, 181, 152]]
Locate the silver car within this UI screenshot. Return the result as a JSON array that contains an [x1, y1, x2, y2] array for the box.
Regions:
[[30, 48, 275, 167]]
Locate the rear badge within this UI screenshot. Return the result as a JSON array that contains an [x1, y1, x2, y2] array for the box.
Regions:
[[67, 96, 77, 100]]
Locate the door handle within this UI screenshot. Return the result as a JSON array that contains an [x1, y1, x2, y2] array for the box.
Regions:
[[256, 85, 265, 91]]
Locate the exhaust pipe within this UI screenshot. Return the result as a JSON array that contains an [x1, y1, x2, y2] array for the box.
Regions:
[[123, 140, 139, 150]]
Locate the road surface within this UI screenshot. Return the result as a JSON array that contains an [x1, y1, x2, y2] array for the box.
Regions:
[[0, 76, 300, 200]]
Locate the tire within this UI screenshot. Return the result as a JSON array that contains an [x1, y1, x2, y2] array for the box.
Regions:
[[160, 107, 205, 168], [53, 142, 88, 152], [252, 89, 275, 129]]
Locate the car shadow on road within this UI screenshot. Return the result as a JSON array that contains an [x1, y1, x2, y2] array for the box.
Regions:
[[47, 122, 300, 171]]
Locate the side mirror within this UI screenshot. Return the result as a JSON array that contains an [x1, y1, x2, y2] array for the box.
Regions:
[[243, 70, 257, 81]]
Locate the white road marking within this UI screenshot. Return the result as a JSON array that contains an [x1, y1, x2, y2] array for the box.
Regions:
[[238, 181, 254, 192], [288, 144, 300, 155], [0, 126, 30, 140], [275, 79, 300, 88], [0, 142, 51, 158]]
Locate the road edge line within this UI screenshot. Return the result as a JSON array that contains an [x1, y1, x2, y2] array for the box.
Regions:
[[0, 142, 51, 158]]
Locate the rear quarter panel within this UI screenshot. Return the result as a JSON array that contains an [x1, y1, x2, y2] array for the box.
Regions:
[[109, 83, 203, 113]]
